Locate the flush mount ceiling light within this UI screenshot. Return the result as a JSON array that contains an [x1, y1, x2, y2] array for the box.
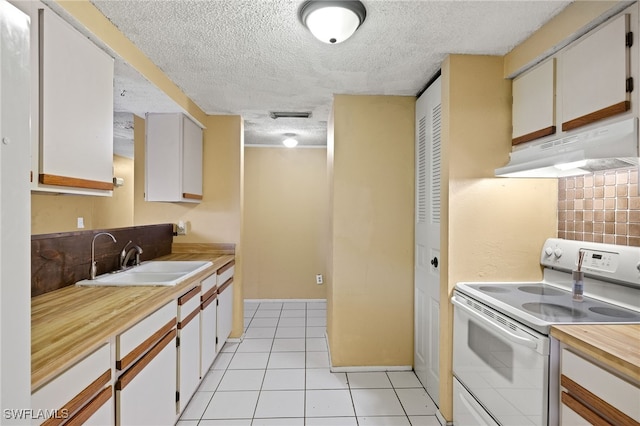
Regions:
[[283, 133, 298, 148], [299, 0, 367, 44], [283, 138, 299, 148]]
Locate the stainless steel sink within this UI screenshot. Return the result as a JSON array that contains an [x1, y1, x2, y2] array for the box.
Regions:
[[76, 260, 212, 287]]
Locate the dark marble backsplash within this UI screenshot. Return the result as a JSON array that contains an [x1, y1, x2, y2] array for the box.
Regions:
[[31, 224, 173, 297]]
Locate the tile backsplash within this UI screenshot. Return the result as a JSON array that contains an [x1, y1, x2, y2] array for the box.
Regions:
[[558, 167, 639, 247]]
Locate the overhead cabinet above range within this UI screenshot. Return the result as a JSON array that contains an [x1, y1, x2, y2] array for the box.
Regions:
[[145, 113, 204, 203], [511, 8, 635, 146], [31, 3, 115, 196]]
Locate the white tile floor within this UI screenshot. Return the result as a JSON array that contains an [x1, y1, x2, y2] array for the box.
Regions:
[[178, 300, 440, 426]]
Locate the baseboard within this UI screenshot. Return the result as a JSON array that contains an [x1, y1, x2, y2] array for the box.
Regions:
[[226, 333, 245, 343], [325, 331, 412, 373], [244, 298, 327, 303], [435, 411, 451, 425]]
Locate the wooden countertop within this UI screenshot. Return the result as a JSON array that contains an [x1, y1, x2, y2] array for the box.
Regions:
[[551, 324, 640, 383], [31, 253, 234, 391]]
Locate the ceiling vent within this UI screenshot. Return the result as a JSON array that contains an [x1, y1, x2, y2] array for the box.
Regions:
[[269, 111, 312, 119]]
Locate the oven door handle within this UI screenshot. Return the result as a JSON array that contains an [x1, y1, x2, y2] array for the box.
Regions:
[[451, 295, 538, 350]]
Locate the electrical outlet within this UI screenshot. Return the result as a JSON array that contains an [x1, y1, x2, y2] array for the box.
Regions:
[[77, 217, 84, 229], [316, 274, 323, 285], [176, 221, 187, 235]]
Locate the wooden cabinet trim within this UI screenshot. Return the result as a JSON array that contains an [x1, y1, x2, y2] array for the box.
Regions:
[[561, 374, 640, 426], [117, 318, 176, 371], [218, 278, 233, 294], [116, 328, 176, 391], [40, 369, 111, 426], [182, 193, 203, 200], [201, 292, 217, 310], [178, 286, 201, 306], [178, 307, 199, 330], [64, 386, 112, 426], [512, 126, 556, 145], [561, 391, 610, 426], [201, 286, 218, 303], [217, 260, 235, 274], [39, 174, 114, 191], [562, 101, 630, 132]]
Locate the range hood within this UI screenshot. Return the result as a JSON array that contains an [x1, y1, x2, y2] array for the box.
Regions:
[[495, 118, 639, 177]]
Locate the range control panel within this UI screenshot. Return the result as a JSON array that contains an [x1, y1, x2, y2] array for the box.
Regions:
[[541, 238, 640, 288], [580, 249, 619, 274]]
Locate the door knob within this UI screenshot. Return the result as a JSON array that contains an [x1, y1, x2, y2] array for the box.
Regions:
[[430, 257, 438, 268]]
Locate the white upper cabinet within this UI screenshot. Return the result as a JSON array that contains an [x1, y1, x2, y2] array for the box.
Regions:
[[561, 13, 631, 132], [511, 7, 635, 146], [145, 113, 204, 203], [512, 58, 556, 145], [32, 4, 114, 195]]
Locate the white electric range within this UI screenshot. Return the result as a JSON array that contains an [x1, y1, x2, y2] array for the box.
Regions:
[[451, 238, 640, 426]]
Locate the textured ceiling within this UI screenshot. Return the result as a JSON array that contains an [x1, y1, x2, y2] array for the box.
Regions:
[[87, 0, 573, 150]]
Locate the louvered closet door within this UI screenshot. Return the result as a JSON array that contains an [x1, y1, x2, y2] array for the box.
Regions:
[[414, 76, 441, 406]]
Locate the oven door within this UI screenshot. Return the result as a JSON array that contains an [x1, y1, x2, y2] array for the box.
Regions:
[[452, 292, 550, 426]]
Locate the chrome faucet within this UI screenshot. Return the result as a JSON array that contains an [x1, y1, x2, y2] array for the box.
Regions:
[[120, 240, 143, 270], [90, 232, 117, 280]]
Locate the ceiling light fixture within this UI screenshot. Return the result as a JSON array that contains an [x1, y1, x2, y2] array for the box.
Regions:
[[283, 137, 298, 148], [299, 0, 367, 44]]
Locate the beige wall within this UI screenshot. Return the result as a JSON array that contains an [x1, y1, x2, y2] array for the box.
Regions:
[[31, 155, 134, 234], [328, 95, 415, 367], [133, 114, 245, 337], [243, 147, 328, 299], [439, 55, 557, 421], [94, 155, 135, 229]]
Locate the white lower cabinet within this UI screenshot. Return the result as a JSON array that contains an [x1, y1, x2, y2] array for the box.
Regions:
[[200, 273, 218, 375], [32, 343, 113, 426], [115, 301, 177, 426], [560, 347, 640, 425], [177, 287, 201, 413]]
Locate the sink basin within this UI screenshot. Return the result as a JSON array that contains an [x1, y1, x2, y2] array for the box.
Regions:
[[130, 261, 211, 274], [76, 260, 212, 287]]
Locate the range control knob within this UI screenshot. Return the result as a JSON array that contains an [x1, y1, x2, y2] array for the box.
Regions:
[[544, 247, 553, 257], [554, 248, 563, 258]]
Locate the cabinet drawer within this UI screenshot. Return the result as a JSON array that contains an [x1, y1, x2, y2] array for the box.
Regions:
[[201, 273, 217, 296], [178, 286, 201, 323], [217, 261, 235, 287], [116, 300, 177, 370], [562, 348, 640, 422], [32, 344, 110, 423]]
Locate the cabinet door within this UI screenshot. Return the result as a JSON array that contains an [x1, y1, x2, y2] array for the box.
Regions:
[[512, 58, 556, 145], [145, 113, 203, 203], [177, 288, 201, 413], [38, 6, 114, 194], [145, 113, 182, 202], [217, 281, 234, 351], [561, 13, 630, 131], [200, 295, 218, 375], [182, 115, 203, 200], [116, 330, 177, 426]]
